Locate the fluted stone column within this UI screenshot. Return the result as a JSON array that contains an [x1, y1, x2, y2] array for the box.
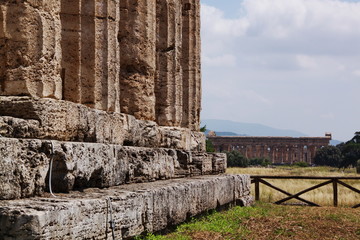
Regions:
[[61, 0, 120, 112], [289, 147, 294, 163], [78, 0, 118, 111], [285, 147, 289, 163], [119, 0, 156, 121], [181, 0, 201, 131], [61, 0, 82, 103], [155, 0, 183, 127], [245, 145, 250, 158], [107, 0, 121, 113], [270, 147, 276, 163], [309, 146, 317, 165], [275, 147, 282, 164], [0, 1, 62, 99]]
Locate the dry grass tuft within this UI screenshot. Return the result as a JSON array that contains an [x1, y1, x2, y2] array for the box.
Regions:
[[228, 166, 360, 207]]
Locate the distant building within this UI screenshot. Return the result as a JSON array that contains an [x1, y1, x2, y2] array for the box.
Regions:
[[208, 133, 332, 165]]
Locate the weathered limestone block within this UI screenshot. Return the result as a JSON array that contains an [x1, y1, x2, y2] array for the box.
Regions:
[[155, 0, 183, 127], [0, 175, 252, 240], [119, 0, 156, 121], [0, 137, 225, 200], [211, 152, 228, 174], [192, 152, 213, 175], [0, 96, 127, 144], [0, 116, 40, 139], [158, 126, 205, 151], [181, 0, 201, 131], [0, 96, 205, 151], [0, 0, 62, 99]]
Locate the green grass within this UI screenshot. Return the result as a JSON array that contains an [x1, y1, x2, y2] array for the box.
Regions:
[[135, 205, 266, 240], [135, 202, 360, 240], [135, 167, 360, 240]]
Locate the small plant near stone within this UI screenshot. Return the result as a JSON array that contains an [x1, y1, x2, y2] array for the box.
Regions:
[[293, 161, 309, 167], [249, 157, 271, 167], [225, 151, 272, 168]]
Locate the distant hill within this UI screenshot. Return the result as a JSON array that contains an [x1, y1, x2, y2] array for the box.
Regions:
[[205, 130, 247, 136], [202, 119, 308, 137], [330, 140, 342, 146]]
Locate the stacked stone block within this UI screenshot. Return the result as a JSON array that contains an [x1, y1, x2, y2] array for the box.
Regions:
[[0, 1, 252, 239]]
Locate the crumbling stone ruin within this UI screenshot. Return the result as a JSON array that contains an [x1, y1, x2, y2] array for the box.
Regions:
[[0, 1, 252, 239], [209, 134, 332, 164]]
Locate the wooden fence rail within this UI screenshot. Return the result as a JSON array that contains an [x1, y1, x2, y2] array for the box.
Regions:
[[250, 176, 360, 208]]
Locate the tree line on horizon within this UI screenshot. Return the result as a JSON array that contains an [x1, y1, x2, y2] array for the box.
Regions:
[[314, 132, 360, 169], [203, 125, 360, 169]]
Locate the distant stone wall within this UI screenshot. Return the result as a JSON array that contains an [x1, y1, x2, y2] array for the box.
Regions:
[[209, 135, 332, 164], [0, 0, 201, 130]]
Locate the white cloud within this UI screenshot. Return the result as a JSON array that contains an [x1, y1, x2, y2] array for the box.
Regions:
[[201, 5, 249, 37], [203, 54, 237, 67], [242, 0, 360, 39], [352, 70, 360, 77], [241, 90, 272, 105], [296, 55, 318, 69], [202, 0, 360, 56], [320, 112, 336, 120], [201, 0, 360, 141]]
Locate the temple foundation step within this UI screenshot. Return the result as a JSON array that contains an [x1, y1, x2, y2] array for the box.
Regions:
[[0, 175, 252, 240]]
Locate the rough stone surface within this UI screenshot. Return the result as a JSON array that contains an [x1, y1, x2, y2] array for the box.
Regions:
[[0, 0, 201, 130], [181, 0, 201, 131], [0, 175, 253, 240], [0, 96, 205, 151], [0, 0, 62, 99], [119, 0, 157, 121], [61, 0, 121, 112], [0, 1, 252, 239], [0, 137, 226, 200], [155, 0, 183, 127]]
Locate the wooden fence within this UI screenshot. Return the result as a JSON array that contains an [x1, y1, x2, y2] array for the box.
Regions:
[[250, 176, 360, 208]]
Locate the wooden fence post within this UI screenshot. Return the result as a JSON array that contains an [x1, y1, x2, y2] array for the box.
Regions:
[[333, 179, 338, 207], [250, 175, 359, 207], [255, 177, 260, 201]]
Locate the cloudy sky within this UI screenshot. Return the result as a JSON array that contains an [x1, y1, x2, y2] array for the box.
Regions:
[[200, 0, 360, 141]]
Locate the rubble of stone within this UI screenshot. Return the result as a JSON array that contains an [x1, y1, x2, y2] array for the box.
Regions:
[[0, 175, 252, 240]]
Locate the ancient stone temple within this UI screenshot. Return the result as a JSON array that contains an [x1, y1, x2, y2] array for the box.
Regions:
[[209, 134, 332, 165], [0, 1, 252, 239]]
